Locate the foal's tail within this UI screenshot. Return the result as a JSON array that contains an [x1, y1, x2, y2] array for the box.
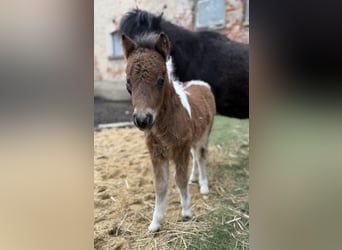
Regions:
[[119, 9, 163, 38]]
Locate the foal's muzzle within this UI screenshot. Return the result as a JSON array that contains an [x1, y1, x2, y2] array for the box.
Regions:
[[133, 112, 154, 130]]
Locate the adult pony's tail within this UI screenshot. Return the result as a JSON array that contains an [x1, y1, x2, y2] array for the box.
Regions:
[[119, 9, 163, 38]]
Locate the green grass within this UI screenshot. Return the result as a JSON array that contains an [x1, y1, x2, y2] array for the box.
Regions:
[[209, 115, 249, 149], [187, 115, 249, 250]]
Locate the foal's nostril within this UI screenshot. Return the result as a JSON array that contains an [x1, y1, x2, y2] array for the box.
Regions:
[[146, 113, 153, 125], [133, 113, 138, 126]]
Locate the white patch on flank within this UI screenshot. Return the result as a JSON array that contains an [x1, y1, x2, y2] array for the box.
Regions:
[[172, 80, 192, 118], [185, 80, 211, 89]]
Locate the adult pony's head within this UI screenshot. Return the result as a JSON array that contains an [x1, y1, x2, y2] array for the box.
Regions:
[[120, 9, 163, 37], [121, 32, 171, 130]]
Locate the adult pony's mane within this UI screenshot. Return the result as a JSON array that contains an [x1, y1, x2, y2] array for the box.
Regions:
[[120, 9, 249, 119], [120, 9, 163, 38], [120, 9, 232, 42], [134, 33, 161, 49]]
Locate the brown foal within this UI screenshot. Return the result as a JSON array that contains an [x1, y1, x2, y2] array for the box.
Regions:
[[121, 32, 216, 232]]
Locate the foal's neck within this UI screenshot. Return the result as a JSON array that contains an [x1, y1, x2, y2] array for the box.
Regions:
[[150, 79, 190, 142], [157, 79, 187, 123]]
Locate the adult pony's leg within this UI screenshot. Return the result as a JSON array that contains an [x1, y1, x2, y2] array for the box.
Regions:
[[189, 148, 199, 183], [174, 149, 192, 219], [149, 159, 169, 232]]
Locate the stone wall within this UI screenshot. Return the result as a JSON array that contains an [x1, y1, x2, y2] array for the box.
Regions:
[[223, 0, 249, 42]]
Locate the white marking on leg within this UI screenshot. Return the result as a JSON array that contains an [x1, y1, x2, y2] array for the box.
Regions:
[[197, 148, 209, 195], [198, 161, 209, 195], [195, 133, 210, 195], [189, 148, 199, 183], [175, 165, 192, 218], [149, 162, 169, 232], [179, 185, 192, 218]]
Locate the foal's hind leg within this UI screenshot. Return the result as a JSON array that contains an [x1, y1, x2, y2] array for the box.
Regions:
[[196, 145, 209, 195], [189, 148, 199, 183], [174, 149, 192, 219], [195, 133, 210, 195]]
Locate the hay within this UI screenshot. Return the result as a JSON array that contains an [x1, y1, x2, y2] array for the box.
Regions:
[[94, 126, 249, 249]]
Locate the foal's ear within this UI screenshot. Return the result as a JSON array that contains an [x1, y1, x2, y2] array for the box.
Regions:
[[155, 32, 170, 59], [121, 34, 137, 59]]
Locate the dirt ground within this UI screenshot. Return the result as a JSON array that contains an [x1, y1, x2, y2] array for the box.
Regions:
[[94, 127, 232, 250]]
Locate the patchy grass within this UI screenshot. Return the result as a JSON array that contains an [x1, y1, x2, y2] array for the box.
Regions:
[[209, 115, 249, 149], [94, 115, 249, 249], [177, 115, 249, 249]]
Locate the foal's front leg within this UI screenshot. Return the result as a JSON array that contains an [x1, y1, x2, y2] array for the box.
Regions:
[[149, 158, 169, 232]]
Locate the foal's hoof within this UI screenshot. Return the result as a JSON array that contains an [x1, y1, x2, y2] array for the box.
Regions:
[[200, 186, 209, 195], [148, 222, 161, 232], [202, 194, 209, 200], [182, 216, 192, 222]]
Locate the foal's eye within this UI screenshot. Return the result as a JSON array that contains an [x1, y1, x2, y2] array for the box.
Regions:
[[157, 77, 164, 88], [126, 79, 132, 95]]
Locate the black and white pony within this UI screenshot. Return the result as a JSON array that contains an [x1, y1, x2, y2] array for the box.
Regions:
[[119, 9, 249, 119]]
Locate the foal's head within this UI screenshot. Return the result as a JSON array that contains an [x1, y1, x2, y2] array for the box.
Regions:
[[121, 33, 171, 130]]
